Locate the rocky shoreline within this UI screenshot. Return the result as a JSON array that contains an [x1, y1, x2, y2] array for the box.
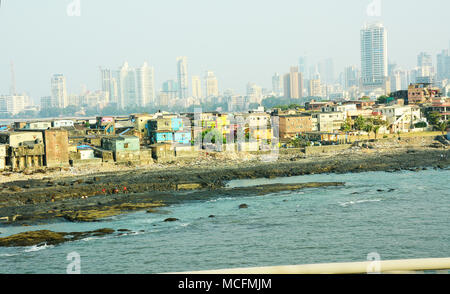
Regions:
[[0, 143, 449, 230]]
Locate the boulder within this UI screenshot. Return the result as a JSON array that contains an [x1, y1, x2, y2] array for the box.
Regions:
[[164, 218, 179, 222]]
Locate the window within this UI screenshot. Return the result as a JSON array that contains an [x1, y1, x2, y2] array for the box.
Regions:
[[124, 143, 129, 148]]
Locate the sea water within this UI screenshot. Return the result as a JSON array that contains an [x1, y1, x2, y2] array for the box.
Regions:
[[0, 169, 449, 274]]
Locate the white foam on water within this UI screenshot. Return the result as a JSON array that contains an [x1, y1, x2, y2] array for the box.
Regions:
[[24, 243, 54, 252], [339, 199, 383, 207], [0, 253, 19, 257]]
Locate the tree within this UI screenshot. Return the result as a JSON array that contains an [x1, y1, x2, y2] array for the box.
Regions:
[[436, 121, 448, 135], [425, 111, 442, 126], [377, 95, 389, 104], [373, 125, 381, 139], [354, 116, 366, 131], [363, 123, 374, 139], [340, 117, 352, 132]]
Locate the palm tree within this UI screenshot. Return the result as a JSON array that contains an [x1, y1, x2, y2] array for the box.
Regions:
[[436, 121, 448, 135], [373, 125, 381, 139], [363, 123, 374, 140]]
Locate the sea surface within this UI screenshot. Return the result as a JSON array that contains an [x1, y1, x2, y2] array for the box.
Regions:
[[1, 169, 449, 274]]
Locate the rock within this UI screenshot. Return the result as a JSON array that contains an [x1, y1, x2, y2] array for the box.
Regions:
[[164, 218, 179, 222], [239, 204, 248, 209], [0, 230, 66, 247], [0, 228, 116, 247], [377, 189, 384, 192], [9, 186, 22, 192], [208, 215, 215, 218], [117, 229, 130, 232]]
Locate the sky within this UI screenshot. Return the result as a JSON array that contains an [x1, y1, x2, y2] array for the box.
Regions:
[[0, 0, 449, 103]]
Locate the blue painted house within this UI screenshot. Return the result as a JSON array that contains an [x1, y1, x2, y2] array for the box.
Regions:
[[171, 118, 183, 131], [151, 131, 173, 144], [173, 131, 191, 144]]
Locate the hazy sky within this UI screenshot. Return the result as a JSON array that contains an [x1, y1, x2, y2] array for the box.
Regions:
[[0, 0, 449, 102]]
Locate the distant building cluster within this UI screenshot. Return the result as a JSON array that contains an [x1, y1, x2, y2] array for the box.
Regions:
[[1, 22, 450, 119]]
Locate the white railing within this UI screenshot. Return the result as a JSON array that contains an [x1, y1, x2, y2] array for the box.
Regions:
[[166, 258, 450, 274]]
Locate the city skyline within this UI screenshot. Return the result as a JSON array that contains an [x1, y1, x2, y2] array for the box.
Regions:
[[1, 0, 449, 103]]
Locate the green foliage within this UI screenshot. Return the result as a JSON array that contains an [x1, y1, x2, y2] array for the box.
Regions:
[[425, 111, 442, 126], [414, 121, 427, 128], [436, 121, 448, 135], [354, 116, 366, 131], [377, 95, 389, 104]]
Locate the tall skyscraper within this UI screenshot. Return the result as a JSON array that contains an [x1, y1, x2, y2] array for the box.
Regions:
[[161, 79, 179, 101], [177, 56, 189, 99], [416, 52, 433, 81], [318, 58, 335, 85], [117, 62, 136, 109], [437, 49, 450, 82], [272, 73, 282, 96], [136, 62, 155, 107], [344, 66, 359, 89], [360, 22, 388, 93], [100, 68, 117, 106], [309, 79, 322, 97], [205, 71, 219, 97], [246, 82, 262, 104], [283, 66, 303, 99], [191, 76, 202, 99], [51, 74, 68, 109], [298, 56, 309, 80]]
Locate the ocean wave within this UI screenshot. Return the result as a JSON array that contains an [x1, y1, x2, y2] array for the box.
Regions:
[[339, 199, 383, 207], [0, 253, 19, 257], [24, 243, 54, 252]]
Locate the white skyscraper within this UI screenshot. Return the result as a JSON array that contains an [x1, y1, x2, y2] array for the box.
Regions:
[[246, 82, 263, 104], [177, 56, 189, 99], [117, 62, 136, 109], [360, 22, 388, 93], [205, 71, 219, 97], [272, 73, 282, 96], [192, 75, 202, 99], [136, 62, 155, 107], [100, 68, 118, 105], [51, 74, 68, 109]]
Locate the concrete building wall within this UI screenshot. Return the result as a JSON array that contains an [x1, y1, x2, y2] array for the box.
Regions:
[[44, 129, 69, 168]]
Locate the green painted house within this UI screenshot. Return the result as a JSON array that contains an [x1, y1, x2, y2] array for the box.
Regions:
[[101, 136, 140, 152]]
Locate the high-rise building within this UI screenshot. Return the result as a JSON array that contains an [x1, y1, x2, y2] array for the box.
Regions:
[[136, 62, 155, 107], [360, 22, 388, 93], [283, 66, 303, 99], [0, 94, 27, 115], [344, 66, 359, 89], [205, 71, 219, 97], [437, 49, 450, 82], [100, 68, 118, 105], [51, 74, 68, 109], [318, 58, 335, 85], [309, 79, 322, 97], [117, 62, 136, 109], [161, 79, 179, 101], [40, 96, 53, 110], [176, 56, 189, 99], [246, 82, 262, 104], [192, 76, 202, 99], [272, 73, 282, 96], [298, 56, 309, 80]]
